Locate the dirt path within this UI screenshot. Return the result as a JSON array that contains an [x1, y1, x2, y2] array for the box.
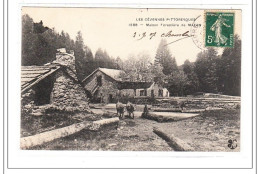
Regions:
[[31, 117, 172, 151], [30, 107, 240, 152]]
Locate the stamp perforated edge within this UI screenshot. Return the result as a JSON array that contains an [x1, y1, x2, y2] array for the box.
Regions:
[[203, 9, 236, 48]]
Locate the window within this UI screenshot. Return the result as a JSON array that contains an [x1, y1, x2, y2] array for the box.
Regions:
[[158, 89, 163, 97], [97, 75, 102, 86], [140, 89, 147, 96], [151, 90, 154, 97]]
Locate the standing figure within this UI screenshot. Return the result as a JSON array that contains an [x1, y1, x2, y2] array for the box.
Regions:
[[141, 104, 149, 118], [126, 101, 135, 119], [210, 14, 231, 45]]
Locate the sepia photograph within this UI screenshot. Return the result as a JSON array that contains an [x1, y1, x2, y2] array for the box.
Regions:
[[20, 8, 242, 152]]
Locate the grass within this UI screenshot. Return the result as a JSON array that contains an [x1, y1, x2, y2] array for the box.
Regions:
[[159, 109, 240, 151], [29, 108, 240, 151], [21, 111, 102, 137]]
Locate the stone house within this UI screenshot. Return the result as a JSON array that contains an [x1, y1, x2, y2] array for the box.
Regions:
[[82, 68, 127, 103], [136, 82, 170, 98], [21, 52, 90, 113], [82, 67, 169, 103]]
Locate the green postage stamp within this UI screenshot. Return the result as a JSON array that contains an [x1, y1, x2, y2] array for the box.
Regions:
[[205, 12, 234, 47]]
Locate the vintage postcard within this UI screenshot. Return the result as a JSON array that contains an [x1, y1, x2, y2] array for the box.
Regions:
[[20, 7, 242, 153]]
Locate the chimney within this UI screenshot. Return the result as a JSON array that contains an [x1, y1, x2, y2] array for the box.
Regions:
[[55, 48, 76, 72]]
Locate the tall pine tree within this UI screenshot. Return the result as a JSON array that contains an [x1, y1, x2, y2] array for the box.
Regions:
[[75, 31, 88, 81], [154, 39, 178, 75]]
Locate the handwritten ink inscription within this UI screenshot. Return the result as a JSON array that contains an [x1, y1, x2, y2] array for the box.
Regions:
[[130, 17, 202, 45], [133, 30, 193, 45]]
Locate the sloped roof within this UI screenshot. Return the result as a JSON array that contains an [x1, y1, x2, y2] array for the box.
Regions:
[[21, 63, 80, 94], [82, 67, 154, 90], [99, 68, 124, 81], [147, 82, 169, 91], [82, 67, 125, 83], [21, 65, 61, 94]]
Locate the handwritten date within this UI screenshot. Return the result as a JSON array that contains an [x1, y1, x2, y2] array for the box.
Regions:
[[133, 30, 192, 40]]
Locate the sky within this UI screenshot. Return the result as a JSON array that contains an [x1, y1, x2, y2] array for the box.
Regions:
[[22, 8, 241, 65]]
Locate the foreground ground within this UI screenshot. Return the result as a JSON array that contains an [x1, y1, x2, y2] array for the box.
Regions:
[[30, 107, 240, 151]]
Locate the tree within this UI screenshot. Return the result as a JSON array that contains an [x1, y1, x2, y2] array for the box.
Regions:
[[166, 71, 190, 96], [136, 52, 153, 81], [194, 48, 219, 93], [154, 39, 178, 75], [183, 60, 199, 95], [95, 48, 105, 68], [65, 32, 74, 51], [83, 45, 95, 76], [116, 56, 123, 70], [75, 31, 88, 81], [150, 63, 166, 85], [121, 52, 153, 82], [22, 14, 37, 65], [217, 35, 241, 96], [22, 14, 77, 66], [183, 60, 193, 74], [58, 30, 66, 48], [37, 29, 57, 64], [22, 14, 56, 66]]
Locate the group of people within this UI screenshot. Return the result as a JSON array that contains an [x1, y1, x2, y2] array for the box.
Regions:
[[115, 100, 187, 119]]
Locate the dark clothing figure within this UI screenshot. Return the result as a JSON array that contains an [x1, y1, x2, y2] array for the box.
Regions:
[[141, 104, 149, 118]]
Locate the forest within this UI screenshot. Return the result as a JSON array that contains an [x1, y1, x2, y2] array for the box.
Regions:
[[22, 14, 241, 96]]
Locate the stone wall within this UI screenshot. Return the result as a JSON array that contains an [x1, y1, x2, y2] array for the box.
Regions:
[[84, 71, 117, 103], [84, 70, 138, 103], [21, 52, 91, 113], [55, 53, 76, 72], [50, 70, 90, 112], [98, 81, 118, 103], [21, 89, 36, 113], [51, 52, 90, 111]]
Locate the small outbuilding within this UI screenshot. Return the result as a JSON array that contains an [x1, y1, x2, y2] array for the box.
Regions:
[[136, 82, 170, 98], [21, 52, 90, 113]]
